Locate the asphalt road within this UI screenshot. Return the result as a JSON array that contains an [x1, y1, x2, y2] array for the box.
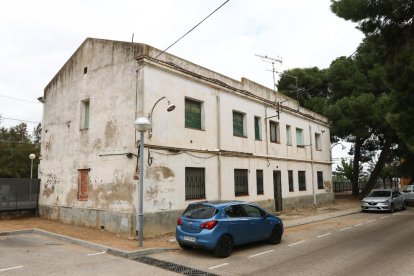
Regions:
[[151, 208, 414, 276]]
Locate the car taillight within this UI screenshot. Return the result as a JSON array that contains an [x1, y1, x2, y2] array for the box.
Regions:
[[200, 220, 218, 230], [177, 217, 183, 226]]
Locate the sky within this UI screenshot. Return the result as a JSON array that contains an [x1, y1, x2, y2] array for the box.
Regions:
[[0, 0, 363, 161]]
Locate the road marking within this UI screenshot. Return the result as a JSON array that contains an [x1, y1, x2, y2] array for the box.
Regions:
[[0, 266, 23, 272], [367, 219, 377, 223], [354, 223, 363, 227], [317, 233, 331, 238], [379, 216, 388, 219], [248, 249, 275, 258], [209, 263, 228, 270], [339, 227, 352, 232], [87, 251, 106, 256], [288, 240, 306, 247]]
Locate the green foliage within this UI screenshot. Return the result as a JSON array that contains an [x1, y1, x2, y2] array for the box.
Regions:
[[0, 123, 40, 178]]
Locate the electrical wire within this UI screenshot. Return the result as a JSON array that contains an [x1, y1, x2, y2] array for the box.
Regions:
[[1, 117, 41, 124], [0, 94, 40, 104]]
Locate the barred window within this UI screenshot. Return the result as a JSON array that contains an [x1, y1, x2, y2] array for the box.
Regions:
[[185, 167, 205, 200], [233, 111, 245, 137], [234, 169, 248, 196], [185, 98, 202, 129], [288, 170, 294, 192], [317, 171, 324, 190], [256, 170, 264, 195], [298, 171, 306, 191]]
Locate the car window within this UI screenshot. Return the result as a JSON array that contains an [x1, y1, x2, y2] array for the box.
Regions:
[[368, 191, 391, 197], [182, 204, 217, 219], [242, 204, 264, 218], [225, 205, 246, 217]]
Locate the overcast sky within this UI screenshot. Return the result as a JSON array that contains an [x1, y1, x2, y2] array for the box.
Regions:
[[0, 0, 363, 160]]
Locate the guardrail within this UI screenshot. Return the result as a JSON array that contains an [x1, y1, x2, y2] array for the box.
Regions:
[[0, 178, 40, 211]]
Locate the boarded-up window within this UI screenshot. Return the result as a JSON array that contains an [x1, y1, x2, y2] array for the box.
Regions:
[[256, 170, 263, 195], [298, 171, 306, 191], [288, 170, 294, 192], [270, 121, 280, 143], [185, 167, 205, 200], [185, 98, 202, 129], [81, 99, 90, 130], [233, 111, 245, 137], [254, 116, 261, 140], [317, 171, 324, 190], [234, 169, 248, 196], [78, 169, 89, 200]]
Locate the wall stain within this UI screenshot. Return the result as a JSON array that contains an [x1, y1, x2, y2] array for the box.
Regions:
[[92, 138, 102, 150], [66, 188, 78, 206], [146, 165, 175, 181], [104, 120, 117, 147], [43, 174, 58, 198]]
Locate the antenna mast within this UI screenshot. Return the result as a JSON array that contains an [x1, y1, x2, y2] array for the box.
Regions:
[[255, 54, 282, 92]]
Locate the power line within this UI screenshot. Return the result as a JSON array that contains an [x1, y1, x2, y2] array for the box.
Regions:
[[0, 140, 40, 145], [1, 117, 41, 124], [0, 94, 40, 104]]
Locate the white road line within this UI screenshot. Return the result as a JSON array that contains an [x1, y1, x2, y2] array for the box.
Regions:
[[209, 263, 229, 270], [87, 251, 106, 256], [367, 219, 377, 223], [354, 223, 363, 227], [317, 233, 331, 238], [248, 249, 275, 258], [0, 266, 23, 272], [288, 240, 306, 247], [339, 227, 352, 232], [379, 216, 388, 219]]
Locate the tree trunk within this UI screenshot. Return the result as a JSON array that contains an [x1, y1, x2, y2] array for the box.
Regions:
[[360, 133, 393, 198], [351, 138, 363, 196]]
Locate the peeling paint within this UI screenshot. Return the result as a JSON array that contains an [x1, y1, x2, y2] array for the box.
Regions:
[[324, 180, 332, 192], [92, 138, 102, 150]]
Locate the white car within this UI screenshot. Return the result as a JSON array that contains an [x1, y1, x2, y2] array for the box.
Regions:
[[361, 189, 406, 212], [402, 184, 414, 204]]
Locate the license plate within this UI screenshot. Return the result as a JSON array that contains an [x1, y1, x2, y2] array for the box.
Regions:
[[183, 236, 196, 242]]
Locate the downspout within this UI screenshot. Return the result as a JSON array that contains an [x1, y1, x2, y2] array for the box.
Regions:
[[264, 106, 269, 156], [216, 93, 222, 200], [309, 124, 316, 206]]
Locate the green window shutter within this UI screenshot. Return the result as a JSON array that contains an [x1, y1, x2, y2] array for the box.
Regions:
[[296, 128, 303, 145], [254, 117, 260, 140], [233, 112, 244, 137], [185, 99, 201, 129]]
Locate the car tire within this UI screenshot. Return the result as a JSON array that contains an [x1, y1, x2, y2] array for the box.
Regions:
[[214, 235, 233, 258], [178, 242, 193, 250], [402, 201, 407, 210], [268, 225, 282, 245], [389, 203, 395, 213]]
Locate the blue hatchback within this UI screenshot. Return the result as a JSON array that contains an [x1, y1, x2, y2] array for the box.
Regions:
[[176, 201, 283, 258]]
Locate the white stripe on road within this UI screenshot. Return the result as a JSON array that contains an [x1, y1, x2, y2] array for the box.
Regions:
[[367, 219, 377, 223], [339, 227, 352, 232], [87, 251, 106, 256], [248, 249, 275, 258], [288, 240, 306, 247], [209, 263, 229, 270], [317, 233, 331, 238], [379, 216, 389, 219], [354, 223, 363, 227], [0, 266, 23, 272]]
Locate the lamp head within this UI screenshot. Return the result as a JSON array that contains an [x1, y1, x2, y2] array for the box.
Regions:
[[29, 153, 36, 160], [134, 117, 151, 133], [167, 101, 176, 112]]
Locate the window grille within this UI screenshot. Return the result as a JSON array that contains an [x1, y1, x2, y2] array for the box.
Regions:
[[298, 171, 306, 191], [185, 167, 205, 200], [234, 169, 248, 196]]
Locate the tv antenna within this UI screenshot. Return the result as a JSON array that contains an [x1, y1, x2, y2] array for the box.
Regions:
[[255, 54, 282, 92]]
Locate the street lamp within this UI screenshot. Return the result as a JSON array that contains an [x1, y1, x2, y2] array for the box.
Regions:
[[29, 153, 36, 204], [148, 96, 175, 138], [330, 142, 346, 161]]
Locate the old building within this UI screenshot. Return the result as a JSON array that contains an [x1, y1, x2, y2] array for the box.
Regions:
[[38, 38, 332, 237]]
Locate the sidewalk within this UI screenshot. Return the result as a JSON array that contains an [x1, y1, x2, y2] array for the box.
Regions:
[[0, 193, 360, 257]]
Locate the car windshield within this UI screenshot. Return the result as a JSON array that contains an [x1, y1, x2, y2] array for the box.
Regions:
[[183, 204, 217, 219], [368, 191, 391, 197]]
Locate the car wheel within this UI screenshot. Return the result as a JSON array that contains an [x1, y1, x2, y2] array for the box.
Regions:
[[214, 235, 233, 258], [389, 203, 395, 213], [402, 201, 407, 210], [178, 242, 193, 250], [268, 225, 282, 245]]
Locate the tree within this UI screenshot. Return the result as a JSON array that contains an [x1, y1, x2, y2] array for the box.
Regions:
[[334, 158, 364, 183]]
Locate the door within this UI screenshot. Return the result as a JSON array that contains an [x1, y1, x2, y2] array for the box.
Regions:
[[273, 170, 282, 212]]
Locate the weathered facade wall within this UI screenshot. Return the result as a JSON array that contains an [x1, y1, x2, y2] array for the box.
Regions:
[[39, 38, 333, 238]]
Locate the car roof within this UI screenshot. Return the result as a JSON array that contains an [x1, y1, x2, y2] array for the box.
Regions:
[[190, 200, 247, 208]]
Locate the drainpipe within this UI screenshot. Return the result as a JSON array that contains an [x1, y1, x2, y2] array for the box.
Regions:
[[264, 106, 269, 156], [309, 124, 316, 206], [216, 93, 222, 200]]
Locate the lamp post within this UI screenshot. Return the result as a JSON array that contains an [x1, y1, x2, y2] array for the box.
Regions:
[[147, 96, 175, 138], [29, 153, 36, 204]]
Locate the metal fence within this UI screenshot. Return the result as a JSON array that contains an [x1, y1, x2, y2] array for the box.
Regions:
[[0, 178, 40, 211], [333, 181, 384, 193]]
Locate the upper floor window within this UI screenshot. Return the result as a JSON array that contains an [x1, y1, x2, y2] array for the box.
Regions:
[[185, 98, 203, 130], [286, 125, 292, 145], [233, 111, 246, 137], [81, 99, 90, 130], [296, 128, 304, 146], [270, 121, 280, 143], [315, 133, 322, 151], [254, 116, 261, 140]]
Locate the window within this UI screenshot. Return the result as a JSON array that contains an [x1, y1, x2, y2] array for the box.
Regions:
[[288, 170, 294, 192], [317, 171, 324, 190], [256, 170, 264, 195], [270, 121, 280, 143], [242, 204, 264, 217], [254, 116, 261, 140], [298, 171, 306, 191], [185, 98, 202, 129], [225, 204, 245, 217], [234, 169, 248, 196], [78, 169, 89, 200], [315, 133, 322, 151], [185, 167, 205, 200], [286, 125, 292, 145], [81, 99, 90, 130], [233, 111, 245, 137], [296, 128, 304, 146]]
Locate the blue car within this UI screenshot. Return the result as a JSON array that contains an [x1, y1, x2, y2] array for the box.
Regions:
[[176, 201, 284, 258]]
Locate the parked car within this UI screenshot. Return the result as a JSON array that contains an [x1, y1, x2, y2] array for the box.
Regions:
[[402, 184, 414, 204], [361, 189, 406, 212], [176, 201, 284, 258]]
